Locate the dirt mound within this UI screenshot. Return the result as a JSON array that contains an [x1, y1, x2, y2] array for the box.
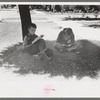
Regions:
[[0, 40, 100, 79]]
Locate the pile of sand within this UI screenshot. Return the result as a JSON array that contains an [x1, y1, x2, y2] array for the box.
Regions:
[[0, 40, 100, 79]]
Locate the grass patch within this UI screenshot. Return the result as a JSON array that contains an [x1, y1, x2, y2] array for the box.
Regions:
[[63, 17, 100, 21], [79, 21, 100, 28], [0, 40, 100, 79]]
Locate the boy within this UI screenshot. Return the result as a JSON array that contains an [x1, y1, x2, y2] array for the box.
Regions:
[[22, 23, 53, 60], [54, 28, 82, 53]]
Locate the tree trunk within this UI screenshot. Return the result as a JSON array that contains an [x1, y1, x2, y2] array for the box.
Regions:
[[61, 5, 64, 14], [18, 5, 32, 40], [52, 5, 55, 13]]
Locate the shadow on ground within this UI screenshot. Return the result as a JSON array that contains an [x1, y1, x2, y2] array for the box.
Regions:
[[0, 39, 100, 79], [85, 24, 100, 28]]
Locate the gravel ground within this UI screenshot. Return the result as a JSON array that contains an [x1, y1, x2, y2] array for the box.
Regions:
[[1, 39, 100, 79]]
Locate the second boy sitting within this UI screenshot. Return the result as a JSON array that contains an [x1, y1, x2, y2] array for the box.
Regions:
[[54, 28, 82, 53]]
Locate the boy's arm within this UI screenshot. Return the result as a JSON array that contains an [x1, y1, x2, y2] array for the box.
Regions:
[[22, 36, 32, 48], [32, 37, 41, 44], [70, 34, 75, 44], [32, 35, 44, 44], [23, 36, 28, 48], [64, 35, 75, 47], [57, 31, 63, 44], [23, 35, 44, 49]]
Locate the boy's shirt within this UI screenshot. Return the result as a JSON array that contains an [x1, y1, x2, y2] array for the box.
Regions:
[[23, 34, 38, 47]]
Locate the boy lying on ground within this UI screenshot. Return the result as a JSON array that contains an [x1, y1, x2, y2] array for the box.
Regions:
[[22, 23, 53, 60], [54, 28, 82, 53]]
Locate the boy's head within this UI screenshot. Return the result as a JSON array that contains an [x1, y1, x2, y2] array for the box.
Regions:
[[66, 28, 73, 36], [63, 28, 73, 35], [63, 28, 74, 40], [28, 23, 37, 35]]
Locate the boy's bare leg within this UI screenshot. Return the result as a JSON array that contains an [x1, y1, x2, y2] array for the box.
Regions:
[[66, 41, 82, 52], [54, 43, 64, 52], [39, 50, 52, 60], [33, 49, 53, 60], [38, 39, 52, 60], [33, 39, 53, 60]]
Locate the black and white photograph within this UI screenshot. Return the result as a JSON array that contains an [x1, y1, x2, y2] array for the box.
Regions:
[[0, 2, 100, 97]]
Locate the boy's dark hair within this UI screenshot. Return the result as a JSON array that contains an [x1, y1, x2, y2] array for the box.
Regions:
[[28, 23, 37, 29], [63, 28, 67, 31], [66, 28, 73, 36]]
